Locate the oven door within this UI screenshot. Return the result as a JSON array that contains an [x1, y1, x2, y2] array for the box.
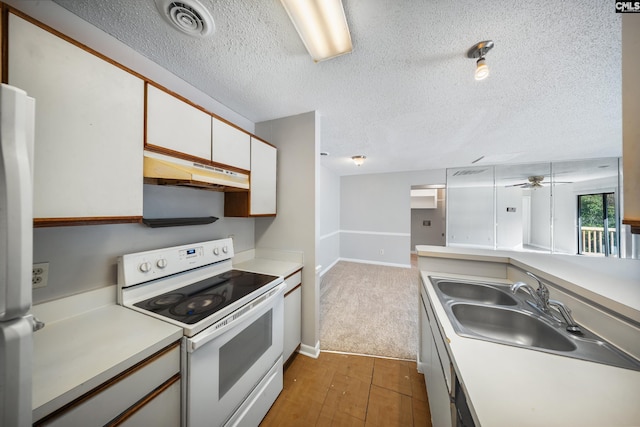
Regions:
[[184, 282, 285, 427]]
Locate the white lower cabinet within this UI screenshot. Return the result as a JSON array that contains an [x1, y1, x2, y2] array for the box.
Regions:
[[118, 378, 181, 427], [35, 343, 180, 427], [420, 283, 453, 427], [283, 271, 302, 361]]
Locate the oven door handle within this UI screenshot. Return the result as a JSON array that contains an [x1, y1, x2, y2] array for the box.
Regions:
[[187, 281, 286, 352]]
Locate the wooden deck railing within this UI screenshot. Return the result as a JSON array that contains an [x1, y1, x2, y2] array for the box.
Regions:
[[581, 226, 616, 255]]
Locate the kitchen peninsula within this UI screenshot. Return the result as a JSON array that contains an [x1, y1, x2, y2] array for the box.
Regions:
[[417, 245, 640, 426]]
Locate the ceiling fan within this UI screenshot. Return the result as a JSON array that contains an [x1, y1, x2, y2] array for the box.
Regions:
[[506, 175, 572, 189]]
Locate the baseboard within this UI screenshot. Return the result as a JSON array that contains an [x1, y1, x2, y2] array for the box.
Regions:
[[339, 257, 411, 269], [319, 259, 340, 277], [298, 341, 320, 359]]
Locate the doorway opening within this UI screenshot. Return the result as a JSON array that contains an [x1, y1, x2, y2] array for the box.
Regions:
[[578, 192, 617, 257], [410, 185, 446, 254]]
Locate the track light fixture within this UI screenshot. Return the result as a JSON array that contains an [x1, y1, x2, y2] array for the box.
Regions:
[[467, 40, 494, 80]]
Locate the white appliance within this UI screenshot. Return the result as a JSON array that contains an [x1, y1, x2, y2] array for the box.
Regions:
[[118, 238, 285, 427], [0, 83, 38, 426]]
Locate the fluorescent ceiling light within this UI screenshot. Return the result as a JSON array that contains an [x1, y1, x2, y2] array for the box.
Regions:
[[280, 0, 353, 62]]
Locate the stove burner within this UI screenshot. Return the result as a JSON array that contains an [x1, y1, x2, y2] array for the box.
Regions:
[[131, 269, 280, 325], [171, 294, 225, 316], [219, 270, 243, 279], [147, 293, 185, 309]]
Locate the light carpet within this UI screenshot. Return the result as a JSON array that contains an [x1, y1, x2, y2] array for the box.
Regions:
[[319, 259, 419, 360]]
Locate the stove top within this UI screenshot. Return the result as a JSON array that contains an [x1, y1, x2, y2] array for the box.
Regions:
[[133, 269, 279, 324]]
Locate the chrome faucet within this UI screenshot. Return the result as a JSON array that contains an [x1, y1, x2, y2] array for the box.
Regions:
[[511, 272, 582, 334], [510, 272, 549, 313], [548, 300, 582, 334]]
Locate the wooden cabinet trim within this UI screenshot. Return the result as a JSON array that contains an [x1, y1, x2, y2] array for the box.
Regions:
[[251, 135, 277, 149], [622, 218, 640, 234], [284, 283, 302, 298], [108, 373, 181, 427], [143, 82, 266, 147], [4, 6, 271, 151], [4, 7, 147, 84], [34, 216, 143, 228], [284, 268, 303, 280], [34, 341, 180, 426], [144, 143, 250, 175], [1, 4, 8, 83]]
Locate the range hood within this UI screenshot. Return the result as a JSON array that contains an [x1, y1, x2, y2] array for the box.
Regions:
[[143, 151, 249, 191]]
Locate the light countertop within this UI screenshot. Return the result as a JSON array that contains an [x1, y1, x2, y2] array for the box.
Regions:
[[30, 249, 302, 421], [416, 245, 640, 322], [31, 286, 182, 421], [421, 270, 640, 426], [233, 248, 303, 280], [234, 258, 302, 279]]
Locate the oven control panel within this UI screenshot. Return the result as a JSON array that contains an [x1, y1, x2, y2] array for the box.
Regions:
[[118, 238, 234, 287]]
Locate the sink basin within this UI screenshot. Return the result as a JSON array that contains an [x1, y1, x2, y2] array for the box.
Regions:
[[451, 303, 576, 352], [437, 281, 518, 306], [427, 275, 640, 371]]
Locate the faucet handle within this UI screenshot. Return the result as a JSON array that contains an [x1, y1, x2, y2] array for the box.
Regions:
[[526, 272, 549, 305]]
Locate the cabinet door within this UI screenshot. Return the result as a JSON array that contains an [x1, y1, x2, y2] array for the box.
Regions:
[[212, 118, 250, 170], [283, 287, 301, 361], [118, 379, 181, 427], [146, 84, 211, 160], [250, 138, 277, 215], [8, 14, 144, 219]]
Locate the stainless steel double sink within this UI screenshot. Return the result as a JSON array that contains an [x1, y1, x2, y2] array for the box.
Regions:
[[429, 277, 640, 371]]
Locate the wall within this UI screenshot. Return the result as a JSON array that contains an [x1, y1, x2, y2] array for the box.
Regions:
[[34, 186, 254, 303], [7, 0, 259, 303], [496, 187, 524, 250], [410, 189, 446, 249], [254, 111, 320, 356], [340, 169, 445, 266], [318, 165, 341, 275], [447, 186, 495, 248]]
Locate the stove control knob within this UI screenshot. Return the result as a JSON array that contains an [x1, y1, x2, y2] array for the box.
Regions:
[[139, 262, 152, 273], [222, 246, 228, 254], [156, 259, 167, 269], [213, 247, 220, 256]]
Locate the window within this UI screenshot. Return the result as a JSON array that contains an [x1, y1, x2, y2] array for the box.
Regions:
[[578, 193, 617, 257]]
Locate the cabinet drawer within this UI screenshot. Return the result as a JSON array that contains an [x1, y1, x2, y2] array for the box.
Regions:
[[37, 343, 180, 427], [115, 377, 181, 427], [284, 271, 302, 295]]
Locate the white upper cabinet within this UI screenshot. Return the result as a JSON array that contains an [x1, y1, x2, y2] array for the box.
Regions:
[[212, 118, 251, 171], [250, 138, 277, 215], [8, 14, 144, 220], [146, 85, 211, 160]]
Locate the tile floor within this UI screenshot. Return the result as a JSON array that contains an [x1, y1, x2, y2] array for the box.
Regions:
[[260, 351, 432, 426]]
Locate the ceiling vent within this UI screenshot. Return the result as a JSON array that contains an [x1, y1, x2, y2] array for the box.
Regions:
[[452, 169, 488, 176], [154, 0, 215, 38]]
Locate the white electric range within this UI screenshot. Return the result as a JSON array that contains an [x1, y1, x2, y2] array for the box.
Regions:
[[117, 238, 285, 427]]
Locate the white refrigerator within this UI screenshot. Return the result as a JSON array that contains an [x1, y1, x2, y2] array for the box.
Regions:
[[0, 83, 37, 426]]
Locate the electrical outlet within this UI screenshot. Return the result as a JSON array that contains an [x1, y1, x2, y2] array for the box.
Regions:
[[32, 263, 49, 289]]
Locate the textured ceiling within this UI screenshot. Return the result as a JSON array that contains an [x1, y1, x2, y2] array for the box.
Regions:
[[51, 0, 622, 177]]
